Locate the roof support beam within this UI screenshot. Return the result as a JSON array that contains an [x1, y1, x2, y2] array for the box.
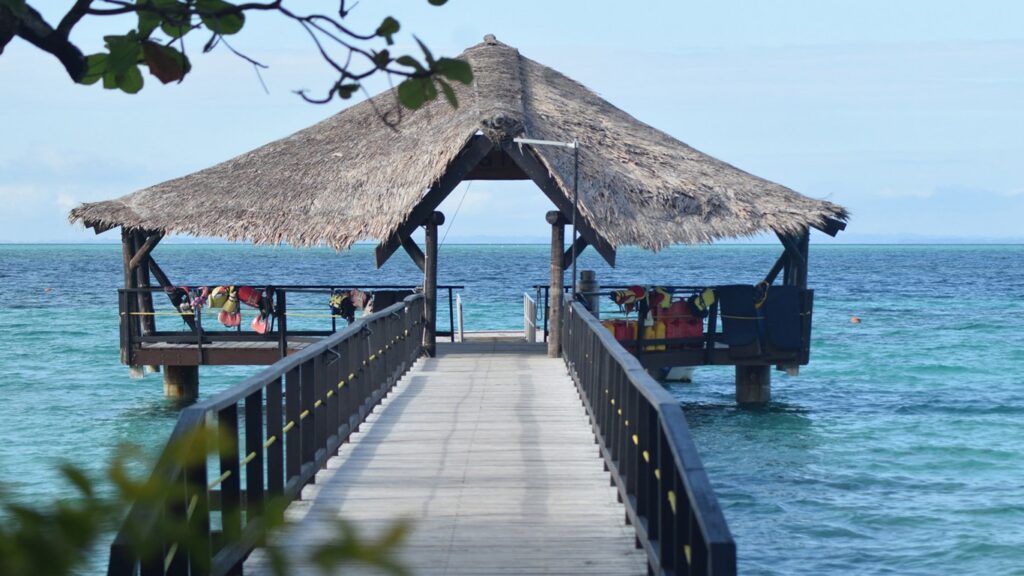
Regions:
[[812, 217, 847, 237], [375, 134, 495, 268], [128, 231, 163, 270], [500, 142, 616, 267], [563, 235, 588, 270], [147, 251, 198, 332], [401, 234, 425, 273]]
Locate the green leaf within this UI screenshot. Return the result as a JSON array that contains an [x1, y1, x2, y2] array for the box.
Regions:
[[394, 55, 425, 73], [59, 464, 94, 498], [371, 49, 391, 69], [118, 65, 144, 93], [102, 70, 118, 89], [79, 54, 107, 85], [153, 0, 192, 40], [397, 77, 432, 109], [137, 9, 161, 38], [375, 16, 399, 45], [436, 77, 457, 108], [142, 41, 191, 83], [104, 35, 142, 76], [427, 0, 447, 5], [414, 35, 434, 66], [336, 83, 360, 99], [196, 0, 245, 35], [434, 57, 472, 84]]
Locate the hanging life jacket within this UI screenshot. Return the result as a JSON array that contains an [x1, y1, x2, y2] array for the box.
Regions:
[[611, 285, 646, 314], [329, 290, 356, 324], [650, 286, 673, 314], [688, 288, 716, 318], [208, 286, 229, 309], [237, 286, 262, 308]]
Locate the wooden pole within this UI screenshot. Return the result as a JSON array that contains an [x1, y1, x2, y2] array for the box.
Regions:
[[736, 365, 771, 404], [423, 211, 445, 357], [120, 228, 137, 367], [547, 211, 568, 358], [132, 232, 156, 337]]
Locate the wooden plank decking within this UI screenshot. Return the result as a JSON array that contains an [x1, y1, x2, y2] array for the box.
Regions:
[[245, 342, 646, 575]]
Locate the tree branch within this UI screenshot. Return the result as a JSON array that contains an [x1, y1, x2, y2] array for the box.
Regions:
[[57, 0, 94, 37], [13, 4, 86, 81]]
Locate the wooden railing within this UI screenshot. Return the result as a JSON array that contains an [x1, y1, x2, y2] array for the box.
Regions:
[[539, 283, 814, 370], [119, 284, 460, 365], [523, 292, 538, 343], [562, 300, 736, 576], [108, 294, 425, 576]]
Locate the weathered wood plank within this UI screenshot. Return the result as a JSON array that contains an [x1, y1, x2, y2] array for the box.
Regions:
[[246, 347, 646, 575]]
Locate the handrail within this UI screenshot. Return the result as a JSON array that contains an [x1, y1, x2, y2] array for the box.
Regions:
[[108, 294, 426, 576], [523, 293, 537, 343], [562, 299, 736, 576]]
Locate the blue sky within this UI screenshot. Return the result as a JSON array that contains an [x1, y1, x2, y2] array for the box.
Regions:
[[1, 0, 1022, 243]]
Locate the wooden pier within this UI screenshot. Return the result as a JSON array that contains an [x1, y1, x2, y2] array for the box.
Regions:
[[245, 342, 646, 575], [107, 296, 736, 575]]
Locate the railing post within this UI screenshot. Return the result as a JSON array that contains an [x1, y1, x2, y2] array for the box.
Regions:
[[245, 390, 266, 520], [285, 367, 301, 484], [276, 289, 288, 359], [185, 425, 212, 576], [300, 360, 317, 478], [217, 405, 241, 550], [266, 376, 284, 498]]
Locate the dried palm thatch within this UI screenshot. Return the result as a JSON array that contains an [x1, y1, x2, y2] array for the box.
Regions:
[[69, 35, 847, 250]]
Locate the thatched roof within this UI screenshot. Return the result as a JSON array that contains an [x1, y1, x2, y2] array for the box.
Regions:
[[69, 35, 847, 252]]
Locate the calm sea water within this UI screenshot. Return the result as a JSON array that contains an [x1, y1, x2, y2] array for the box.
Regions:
[[1, 243, 1022, 575]]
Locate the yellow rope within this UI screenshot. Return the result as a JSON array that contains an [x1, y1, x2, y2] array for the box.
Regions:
[[164, 543, 179, 572], [208, 470, 231, 490]]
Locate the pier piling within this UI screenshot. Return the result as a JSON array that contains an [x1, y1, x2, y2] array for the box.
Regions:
[[736, 365, 771, 405], [163, 365, 198, 400]]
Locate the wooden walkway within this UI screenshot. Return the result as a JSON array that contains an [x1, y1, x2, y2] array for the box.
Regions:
[[246, 342, 646, 575]]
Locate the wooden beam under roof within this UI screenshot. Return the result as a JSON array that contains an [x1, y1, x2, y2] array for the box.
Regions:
[[501, 142, 616, 267], [375, 134, 495, 268]]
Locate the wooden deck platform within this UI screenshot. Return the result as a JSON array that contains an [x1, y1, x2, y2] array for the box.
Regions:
[[134, 340, 316, 366], [245, 342, 646, 575]]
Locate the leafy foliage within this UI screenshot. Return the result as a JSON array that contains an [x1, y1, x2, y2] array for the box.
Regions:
[[1, 0, 472, 110], [0, 428, 410, 576]]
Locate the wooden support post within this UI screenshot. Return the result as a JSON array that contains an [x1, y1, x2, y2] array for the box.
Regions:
[[163, 365, 199, 401], [736, 365, 771, 405], [131, 231, 159, 374], [578, 270, 600, 319], [423, 211, 445, 357], [120, 228, 141, 368], [547, 211, 568, 358]]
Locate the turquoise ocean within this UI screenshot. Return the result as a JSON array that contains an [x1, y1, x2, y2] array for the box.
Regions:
[[1, 243, 1022, 575]]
